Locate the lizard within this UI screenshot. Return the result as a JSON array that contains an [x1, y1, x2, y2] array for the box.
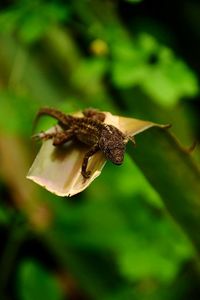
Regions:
[[33, 107, 134, 179]]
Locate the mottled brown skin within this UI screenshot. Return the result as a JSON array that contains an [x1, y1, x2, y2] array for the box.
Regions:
[[33, 108, 128, 179]]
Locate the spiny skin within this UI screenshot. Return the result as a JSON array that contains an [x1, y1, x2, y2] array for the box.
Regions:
[[34, 107, 127, 179]]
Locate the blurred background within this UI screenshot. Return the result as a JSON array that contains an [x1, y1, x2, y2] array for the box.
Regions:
[[0, 0, 200, 299]]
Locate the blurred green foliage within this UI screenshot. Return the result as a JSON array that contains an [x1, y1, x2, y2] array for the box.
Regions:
[[0, 0, 69, 43], [18, 260, 64, 300], [0, 0, 200, 300]]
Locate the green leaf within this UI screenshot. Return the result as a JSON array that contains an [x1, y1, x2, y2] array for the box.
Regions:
[[17, 260, 64, 300], [127, 127, 200, 251]]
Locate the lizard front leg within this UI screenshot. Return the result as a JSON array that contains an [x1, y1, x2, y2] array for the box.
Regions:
[[81, 143, 99, 179]]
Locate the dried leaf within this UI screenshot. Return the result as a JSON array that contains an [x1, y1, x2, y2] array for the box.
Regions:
[[27, 111, 165, 196]]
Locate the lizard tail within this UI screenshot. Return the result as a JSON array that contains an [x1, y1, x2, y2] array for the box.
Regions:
[[32, 107, 72, 133]]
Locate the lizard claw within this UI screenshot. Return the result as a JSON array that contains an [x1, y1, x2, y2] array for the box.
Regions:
[[31, 132, 44, 141], [81, 170, 91, 179], [32, 131, 52, 141]]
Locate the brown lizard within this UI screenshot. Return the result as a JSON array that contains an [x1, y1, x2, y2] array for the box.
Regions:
[[33, 108, 134, 179]]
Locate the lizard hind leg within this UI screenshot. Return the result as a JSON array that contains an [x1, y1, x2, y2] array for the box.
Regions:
[[52, 129, 74, 146], [32, 128, 74, 146], [82, 108, 105, 122], [32, 131, 58, 142]]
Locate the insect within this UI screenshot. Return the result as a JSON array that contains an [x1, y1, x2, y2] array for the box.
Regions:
[[33, 108, 134, 179]]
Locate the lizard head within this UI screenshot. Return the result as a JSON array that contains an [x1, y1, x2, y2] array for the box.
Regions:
[[99, 125, 126, 165]]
